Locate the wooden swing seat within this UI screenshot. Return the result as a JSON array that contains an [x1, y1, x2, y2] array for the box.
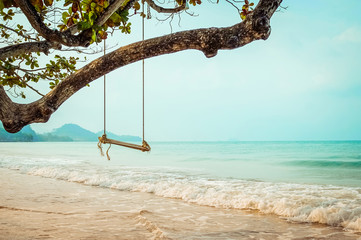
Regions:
[[98, 134, 151, 152]]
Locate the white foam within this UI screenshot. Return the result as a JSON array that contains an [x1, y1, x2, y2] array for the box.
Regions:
[[1, 157, 361, 232]]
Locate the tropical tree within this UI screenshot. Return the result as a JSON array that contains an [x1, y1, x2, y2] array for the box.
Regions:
[[0, 0, 282, 133]]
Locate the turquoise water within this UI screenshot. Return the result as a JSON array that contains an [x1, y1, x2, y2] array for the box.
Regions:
[[0, 141, 360, 232]]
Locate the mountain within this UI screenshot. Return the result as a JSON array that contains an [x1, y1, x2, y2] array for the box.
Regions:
[[0, 124, 34, 142], [96, 131, 141, 142], [51, 124, 142, 142], [21, 125, 39, 141], [0, 123, 141, 142], [51, 124, 97, 141], [37, 133, 73, 142]]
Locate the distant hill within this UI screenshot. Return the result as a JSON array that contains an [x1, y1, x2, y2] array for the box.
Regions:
[[0, 123, 141, 142], [96, 131, 141, 142], [0, 124, 33, 142], [52, 124, 96, 141], [37, 133, 73, 142], [21, 125, 39, 141]]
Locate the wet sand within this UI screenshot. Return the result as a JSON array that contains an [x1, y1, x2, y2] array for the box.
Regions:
[[0, 168, 360, 240]]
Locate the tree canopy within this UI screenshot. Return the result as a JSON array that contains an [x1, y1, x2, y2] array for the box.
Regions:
[[0, 0, 282, 133]]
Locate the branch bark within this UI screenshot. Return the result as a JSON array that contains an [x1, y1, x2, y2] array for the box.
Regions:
[[67, 0, 132, 35], [14, 0, 91, 47], [145, 0, 187, 14], [96, 0, 129, 27], [0, 41, 61, 61], [0, 0, 282, 133], [13, 0, 186, 48]]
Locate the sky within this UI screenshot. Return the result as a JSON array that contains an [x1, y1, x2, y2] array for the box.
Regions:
[[11, 0, 361, 141]]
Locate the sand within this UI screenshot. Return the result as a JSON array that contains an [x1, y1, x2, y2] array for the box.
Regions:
[[0, 168, 360, 240]]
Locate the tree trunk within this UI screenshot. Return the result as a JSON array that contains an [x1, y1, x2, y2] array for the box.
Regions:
[[0, 0, 282, 133]]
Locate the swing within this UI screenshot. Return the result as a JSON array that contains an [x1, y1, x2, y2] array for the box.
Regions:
[[97, 2, 150, 160]]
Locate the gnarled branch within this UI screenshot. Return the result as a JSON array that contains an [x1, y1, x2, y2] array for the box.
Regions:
[[13, 0, 91, 47], [0, 0, 282, 133], [0, 41, 61, 60], [145, 0, 187, 14]]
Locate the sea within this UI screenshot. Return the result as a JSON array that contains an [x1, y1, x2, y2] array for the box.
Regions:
[[0, 141, 361, 237]]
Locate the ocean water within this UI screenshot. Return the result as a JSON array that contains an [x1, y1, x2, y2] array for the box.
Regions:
[[0, 141, 361, 233]]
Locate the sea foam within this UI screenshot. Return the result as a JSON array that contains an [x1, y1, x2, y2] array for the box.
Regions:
[[1, 161, 359, 233]]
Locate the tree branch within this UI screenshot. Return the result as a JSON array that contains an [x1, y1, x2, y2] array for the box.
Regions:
[[0, 0, 282, 133], [0, 41, 62, 61], [13, 0, 91, 47], [0, 23, 38, 41], [66, 0, 132, 35], [145, 0, 187, 14], [96, 0, 130, 27], [22, 82, 45, 97]]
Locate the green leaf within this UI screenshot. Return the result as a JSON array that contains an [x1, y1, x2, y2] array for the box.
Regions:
[[109, 12, 121, 23], [88, 11, 96, 25], [91, 29, 96, 42], [90, 2, 96, 10], [78, 20, 91, 30], [30, 0, 43, 12], [240, 12, 246, 20], [119, 10, 129, 22], [62, 11, 69, 22], [103, 0, 109, 8], [133, 2, 140, 11], [0, 0, 5, 11], [44, 0, 53, 7]]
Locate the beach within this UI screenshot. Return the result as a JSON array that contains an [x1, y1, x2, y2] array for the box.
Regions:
[[1, 168, 360, 240], [1, 141, 361, 239]]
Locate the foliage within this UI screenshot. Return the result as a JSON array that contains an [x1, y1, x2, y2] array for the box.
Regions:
[[0, 0, 253, 98], [240, 0, 254, 20]]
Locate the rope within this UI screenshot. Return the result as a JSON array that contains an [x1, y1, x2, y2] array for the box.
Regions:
[[97, 135, 111, 160], [97, 141, 104, 156], [98, 40, 109, 159], [147, 2, 151, 19], [142, 0, 145, 142], [98, 3, 148, 160], [103, 40, 106, 136], [105, 144, 111, 160]]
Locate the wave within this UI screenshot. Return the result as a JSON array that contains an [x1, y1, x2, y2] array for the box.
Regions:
[[1, 159, 360, 233], [327, 155, 361, 160], [285, 160, 361, 168]]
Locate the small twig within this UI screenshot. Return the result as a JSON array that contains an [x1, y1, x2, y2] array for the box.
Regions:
[[177, 12, 182, 27], [225, 0, 241, 12], [0, 24, 38, 41], [6, 86, 20, 98], [23, 82, 45, 97], [155, 0, 166, 4], [11, 69, 45, 97], [276, 5, 288, 12]]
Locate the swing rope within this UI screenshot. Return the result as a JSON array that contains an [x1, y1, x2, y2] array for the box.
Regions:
[[103, 39, 107, 137], [142, 0, 145, 143], [98, 1, 150, 160], [97, 40, 110, 159]]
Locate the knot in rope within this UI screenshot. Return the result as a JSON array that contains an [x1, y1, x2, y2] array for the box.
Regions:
[[97, 134, 111, 160]]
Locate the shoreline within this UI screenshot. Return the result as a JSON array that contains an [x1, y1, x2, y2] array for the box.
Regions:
[[1, 168, 360, 239]]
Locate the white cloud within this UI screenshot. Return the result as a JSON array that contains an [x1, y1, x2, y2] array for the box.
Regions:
[[335, 27, 361, 43]]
